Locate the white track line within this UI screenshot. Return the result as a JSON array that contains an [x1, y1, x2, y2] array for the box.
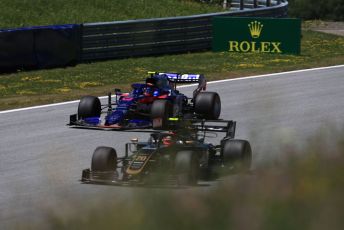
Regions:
[[1, 64, 343, 115]]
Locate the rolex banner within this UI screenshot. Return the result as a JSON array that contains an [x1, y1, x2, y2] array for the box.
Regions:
[[212, 17, 301, 55]]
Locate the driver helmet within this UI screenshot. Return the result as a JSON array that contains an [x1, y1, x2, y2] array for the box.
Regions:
[[162, 132, 175, 146]]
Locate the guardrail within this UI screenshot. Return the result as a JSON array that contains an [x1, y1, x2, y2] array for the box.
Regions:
[[81, 0, 288, 62], [0, 25, 81, 72], [0, 0, 288, 72], [231, 0, 281, 9]]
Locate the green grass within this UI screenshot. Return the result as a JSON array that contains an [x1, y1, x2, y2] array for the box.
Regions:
[[18, 127, 344, 230], [0, 30, 343, 111], [0, 0, 222, 29]]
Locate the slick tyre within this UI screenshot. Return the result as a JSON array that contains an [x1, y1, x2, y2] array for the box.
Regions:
[[222, 139, 252, 172], [91, 146, 117, 171], [194, 92, 221, 120], [78, 96, 101, 119], [175, 151, 199, 186], [151, 100, 172, 129]]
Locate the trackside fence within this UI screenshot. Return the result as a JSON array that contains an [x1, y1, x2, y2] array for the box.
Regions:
[[81, 0, 288, 61], [0, 25, 81, 72], [0, 0, 288, 72]]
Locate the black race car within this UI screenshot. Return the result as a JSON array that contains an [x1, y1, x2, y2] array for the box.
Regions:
[[81, 118, 252, 186], [69, 72, 221, 130]]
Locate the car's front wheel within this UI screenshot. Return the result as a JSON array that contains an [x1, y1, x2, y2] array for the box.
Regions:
[[91, 146, 117, 171], [78, 96, 101, 119]]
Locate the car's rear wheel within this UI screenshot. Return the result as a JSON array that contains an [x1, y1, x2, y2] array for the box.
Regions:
[[194, 92, 221, 120], [175, 150, 199, 186], [151, 100, 172, 129], [78, 96, 101, 119], [222, 139, 252, 172], [91, 146, 117, 171]]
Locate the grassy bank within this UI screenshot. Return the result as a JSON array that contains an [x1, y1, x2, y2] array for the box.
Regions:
[[0, 0, 222, 29], [19, 127, 344, 230], [0, 30, 343, 111]]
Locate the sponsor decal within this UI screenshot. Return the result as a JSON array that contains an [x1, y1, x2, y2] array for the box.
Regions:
[[228, 21, 282, 53], [212, 18, 301, 55]]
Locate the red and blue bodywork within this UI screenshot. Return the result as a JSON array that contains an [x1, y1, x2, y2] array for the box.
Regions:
[[69, 72, 206, 130]]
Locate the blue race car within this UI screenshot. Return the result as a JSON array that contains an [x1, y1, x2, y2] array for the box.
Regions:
[[69, 72, 221, 130]]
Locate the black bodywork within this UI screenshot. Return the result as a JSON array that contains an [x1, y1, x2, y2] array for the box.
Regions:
[[81, 119, 251, 186]]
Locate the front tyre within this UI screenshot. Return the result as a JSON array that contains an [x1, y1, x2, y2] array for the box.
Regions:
[[78, 96, 101, 119], [91, 146, 117, 171]]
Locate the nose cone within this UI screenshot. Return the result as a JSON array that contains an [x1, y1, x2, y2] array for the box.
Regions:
[[105, 110, 125, 125]]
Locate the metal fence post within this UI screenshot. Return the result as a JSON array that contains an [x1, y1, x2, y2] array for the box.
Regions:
[[240, 0, 244, 10], [223, 0, 227, 9], [253, 0, 258, 8], [267, 0, 271, 7]]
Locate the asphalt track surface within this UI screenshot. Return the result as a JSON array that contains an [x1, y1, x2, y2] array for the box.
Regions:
[[1, 65, 344, 228]]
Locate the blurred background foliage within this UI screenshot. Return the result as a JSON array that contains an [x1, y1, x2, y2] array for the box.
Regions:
[[194, 0, 344, 21], [288, 0, 344, 21], [19, 127, 344, 230], [5, 61, 343, 230]]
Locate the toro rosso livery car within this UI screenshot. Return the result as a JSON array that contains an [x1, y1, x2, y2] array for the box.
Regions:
[[69, 72, 221, 130], [81, 118, 252, 186]]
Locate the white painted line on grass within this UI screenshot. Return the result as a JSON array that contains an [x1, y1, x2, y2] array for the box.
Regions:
[[0, 98, 102, 114], [0, 100, 78, 114], [1, 64, 343, 115]]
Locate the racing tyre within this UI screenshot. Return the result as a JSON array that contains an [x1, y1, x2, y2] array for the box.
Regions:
[[91, 146, 117, 171], [222, 139, 252, 172], [151, 100, 172, 129], [175, 151, 199, 186], [194, 92, 221, 119], [78, 96, 101, 119]]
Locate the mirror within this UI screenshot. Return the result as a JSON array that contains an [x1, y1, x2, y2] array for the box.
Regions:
[[115, 88, 122, 95]]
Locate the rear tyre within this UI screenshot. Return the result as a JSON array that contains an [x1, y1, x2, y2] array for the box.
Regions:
[[78, 96, 101, 119], [194, 92, 221, 119], [222, 139, 252, 172], [175, 151, 199, 186], [91, 146, 117, 171], [151, 100, 172, 129]]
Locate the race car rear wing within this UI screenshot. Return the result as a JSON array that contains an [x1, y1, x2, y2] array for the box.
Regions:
[[194, 120, 236, 139], [168, 118, 236, 139], [149, 72, 204, 83], [148, 71, 206, 97]]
